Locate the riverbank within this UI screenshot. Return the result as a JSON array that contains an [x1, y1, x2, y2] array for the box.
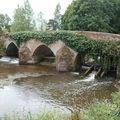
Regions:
[[1, 88, 120, 120]]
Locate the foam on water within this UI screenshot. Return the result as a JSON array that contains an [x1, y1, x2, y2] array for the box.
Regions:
[[0, 56, 19, 64], [71, 72, 96, 85], [80, 71, 96, 82], [0, 72, 54, 82]]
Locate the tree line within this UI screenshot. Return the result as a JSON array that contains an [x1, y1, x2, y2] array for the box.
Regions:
[[0, 0, 61, 33], [62, 0, 120, 34], [0, 0, 120, 34]]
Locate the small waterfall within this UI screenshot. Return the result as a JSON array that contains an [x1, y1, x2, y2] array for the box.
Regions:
[[80, 71, 96, 82], [0, 56, 19, 64]]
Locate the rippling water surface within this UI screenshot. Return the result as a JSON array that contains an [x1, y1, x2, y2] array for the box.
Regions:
[[0, 57, 117, 117]]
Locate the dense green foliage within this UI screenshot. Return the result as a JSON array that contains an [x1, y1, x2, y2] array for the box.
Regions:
[[47, 19, 58, 30], [11, 0, 35, 32], [10, 31, 120, 71], [62, 0, 120, 33], [10, 31, 120, 57]]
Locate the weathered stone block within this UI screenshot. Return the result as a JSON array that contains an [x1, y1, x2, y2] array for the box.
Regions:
[[19, 46, 32, 64], [56, 46, 79, 72]]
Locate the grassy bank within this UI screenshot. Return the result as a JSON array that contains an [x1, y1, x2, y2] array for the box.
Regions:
[[2, 111, 69, 120], [80, 89, 120, 120], [1, 89, 120, 120]]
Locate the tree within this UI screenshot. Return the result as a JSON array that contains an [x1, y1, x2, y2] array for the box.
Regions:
[[36, 11, 47, 31], [54, 3, 61, 30], [11, 0, 35, 32], [23, 0, 35, 30], [62, 0, 120, 33], [47, 19, 58, 30], [11, 5, 28, 32], [0, 14, 11, 33]]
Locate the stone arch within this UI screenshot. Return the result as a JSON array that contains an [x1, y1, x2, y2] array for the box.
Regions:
[[32, 44, 55, 63], [48, 40, 65, 56], [6, 42, 18, 57], [18, 39, 56, 64]]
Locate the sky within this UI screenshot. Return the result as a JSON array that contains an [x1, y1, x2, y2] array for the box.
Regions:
[[0, 0, 73, 20]]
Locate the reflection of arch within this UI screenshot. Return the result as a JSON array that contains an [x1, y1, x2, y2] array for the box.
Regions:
[[6, 42, 18, 57], [32, 45, 55, 63]]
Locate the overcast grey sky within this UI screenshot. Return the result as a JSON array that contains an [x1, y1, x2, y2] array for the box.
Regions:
[[0, 0, 73, 20]]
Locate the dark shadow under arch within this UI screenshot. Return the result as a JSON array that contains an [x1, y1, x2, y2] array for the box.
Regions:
[[6, 42, 18, 57], [33, 45, 55, 63]]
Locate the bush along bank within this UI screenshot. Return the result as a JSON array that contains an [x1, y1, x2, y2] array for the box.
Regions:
[[80, 89, 120, 120]]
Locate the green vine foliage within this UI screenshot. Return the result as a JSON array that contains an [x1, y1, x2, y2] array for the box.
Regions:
[[10, 31, 120, 71]]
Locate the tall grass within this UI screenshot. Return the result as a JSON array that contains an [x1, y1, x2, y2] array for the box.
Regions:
[[80, 90, 120, 120], [1, 110, 69, 120]]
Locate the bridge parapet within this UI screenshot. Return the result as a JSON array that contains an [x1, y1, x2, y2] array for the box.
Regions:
[[77, 31, 120, 40]]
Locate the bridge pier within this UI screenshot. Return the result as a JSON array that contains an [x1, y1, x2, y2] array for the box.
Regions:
[[19, 46, 32, 64], [56, 46, 81, 72]]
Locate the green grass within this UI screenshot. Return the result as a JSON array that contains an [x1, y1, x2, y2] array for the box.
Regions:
[[80, 89, 120, 120], [81, 102, 119, 120], [1, 110, 69, 120]]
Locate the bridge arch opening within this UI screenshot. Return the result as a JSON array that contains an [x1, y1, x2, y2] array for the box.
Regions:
[[6, 42, 18, 57], [32, 45, 55, 64]]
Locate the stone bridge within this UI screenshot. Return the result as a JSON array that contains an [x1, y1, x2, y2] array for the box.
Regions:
[[2, 31, 120, 79], [4, 37, 80, 72]]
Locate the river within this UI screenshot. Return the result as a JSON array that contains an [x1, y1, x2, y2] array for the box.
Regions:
[[0, 57, 117, 117]]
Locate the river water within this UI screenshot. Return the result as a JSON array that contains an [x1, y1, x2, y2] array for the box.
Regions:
[[0, 57, 117, 117]]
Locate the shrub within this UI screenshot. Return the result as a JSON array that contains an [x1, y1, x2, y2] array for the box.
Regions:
[[112, 90, 120, 107]]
